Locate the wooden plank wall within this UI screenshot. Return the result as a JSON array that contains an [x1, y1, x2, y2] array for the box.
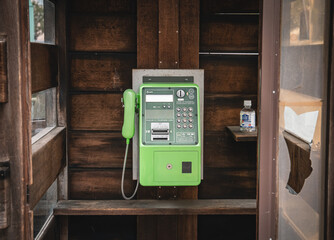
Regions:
[[198, 0, 259, 238], [67, 0, 259, 239], [67, 0, 137, 237]]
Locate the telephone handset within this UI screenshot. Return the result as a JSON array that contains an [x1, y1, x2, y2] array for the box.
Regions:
[[122, 89, 136, 143], [121, 89, 138, 200], [121, 81, 202, 200]]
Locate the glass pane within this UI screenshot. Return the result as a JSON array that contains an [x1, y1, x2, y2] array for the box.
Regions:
[[31, 88, 57, 139], [278, 0, 329, 239], [29, 0, 55, 44], [33, 180, 57, 238]]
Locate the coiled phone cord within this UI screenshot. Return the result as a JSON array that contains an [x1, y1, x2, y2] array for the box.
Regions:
[[121, 141, 139, 200]]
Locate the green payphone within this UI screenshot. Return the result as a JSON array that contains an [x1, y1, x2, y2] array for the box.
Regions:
[[121, 72, 203, 199]]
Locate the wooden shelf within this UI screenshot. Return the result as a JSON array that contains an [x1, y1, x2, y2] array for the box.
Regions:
[[226, 126, 257, 142], [54, 199, 256, 216]]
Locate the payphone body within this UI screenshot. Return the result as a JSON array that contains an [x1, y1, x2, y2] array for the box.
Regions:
[[138, 83, 201, 186]]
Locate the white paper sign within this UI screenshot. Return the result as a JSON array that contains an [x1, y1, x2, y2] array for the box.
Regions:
[[284, 107, 318, 144]]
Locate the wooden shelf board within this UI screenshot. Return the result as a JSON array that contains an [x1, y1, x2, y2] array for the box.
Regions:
[[54, 199, 256, 216], [226, 126, 257, 142]]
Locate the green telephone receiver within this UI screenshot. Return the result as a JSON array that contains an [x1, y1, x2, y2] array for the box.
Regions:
[[121, 79, 202, 200], [122, 89, 136, 143]]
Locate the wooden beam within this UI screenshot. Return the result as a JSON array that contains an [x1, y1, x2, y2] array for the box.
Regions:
[[29, 127, 66, 209], [179, 0, 199, 69], [137, 0, 158, 68], [0, 36, 8, 103], [54, 199, 257, 216], [30, 43, 58, 93], [158, 0, 179, 68]]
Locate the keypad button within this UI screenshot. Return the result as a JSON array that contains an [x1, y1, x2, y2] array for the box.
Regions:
[[167, 105, 171, 109], [183, 124, 187, 128], [177, 119, 181, 123], [183, 113, 187, 117], [188, 107, 193, 112], [177, 107, 181, 112], [188, 113, 193, 117], [177, 113, 181, 117], [177, 124, 181, 129], [188, 119, 193, 123], [189, 94, 194, 100], [183, 119, 187, 123], [182, 107, 187, 112], [189, 124, 193, 128], [163, 105, 166, 108], [188, 88, 194, 94]]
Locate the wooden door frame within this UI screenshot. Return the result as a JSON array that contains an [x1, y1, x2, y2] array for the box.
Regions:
[[326, 1, 334, 239], [258, 0, 334, 239], [0, 0, 30, 239]]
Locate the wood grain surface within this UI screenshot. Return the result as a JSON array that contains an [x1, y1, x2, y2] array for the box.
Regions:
[[200, 15, 259, 52], [69, 131, 131, 168], [69, 169, 135, 200], [200, 0, 259, 15], [204, 131, 257, 168], [69, 14, 136, 52], [158, 0, 179, 69], [30, 43, 58, 93], [70, 0, 136, 13], [55, 199, 257, 215], [204, 94, 257, 132], [70, 94, 123, 130], [0, 37, 8, 103], [200, 55, 258, 94], [199, 168, 257, 199], [70, 53, 136, 92], [137, 0, 158, 68], [30, 127, 65, 209], [179, 0, 200, 69]]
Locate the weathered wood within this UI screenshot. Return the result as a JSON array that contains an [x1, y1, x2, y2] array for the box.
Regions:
[[69, 14, 136, 52], [0, 166, 10, 229], [178, 215, 197, 240], [69, 169, 135, 200], [70, 53, 136, 92], [200, 15, 259, 52], [30, 43, 58, 93], [198, 215, 256, 239], [70, 0, 136, 13], [204, 94, 257, 132], [200, 55, 258, 94], [69, 216, 136, 239], [137, 0, 158, 68], [69, 132, 131, 168], [70, 94, 123, 130], [29, 127, 66, 209], [56, 0, 68, 127], [158, 0, 179, 69], [201, 0, 259, 15], [199, 168, 256, 199], [0, 36, 8, 103], [54, 199, 257, 215], [0, 0, 30, 238], [204, 131, 257, 168], [179, 0, 199, 69], [327, 5, 334, 239], [226, 126, 258, 142], [59, 216, 68, 240]]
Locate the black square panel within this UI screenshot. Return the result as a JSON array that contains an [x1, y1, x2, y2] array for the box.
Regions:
[[182, 162, 192, 173]]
